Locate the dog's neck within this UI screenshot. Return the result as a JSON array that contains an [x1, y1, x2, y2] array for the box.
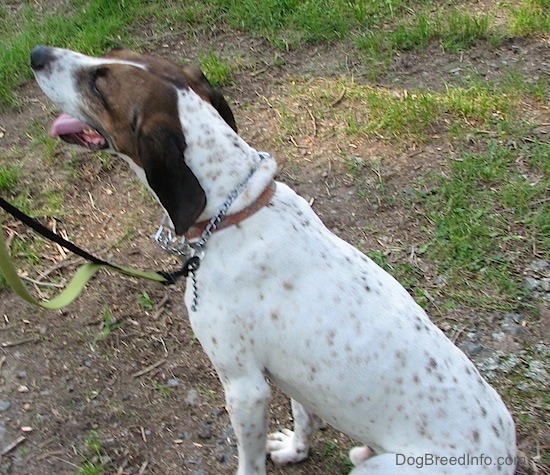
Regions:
[[176, 88, 278, 222]]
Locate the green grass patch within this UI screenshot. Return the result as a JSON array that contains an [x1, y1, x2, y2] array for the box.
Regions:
[[357, 6, 498, 76], [509, 0, 550, 36], [419, 139, 549, 309], [0, 0, 156, 107], [138, 291, 155, 310], [0, 165, 20, 194], [198, 51, 235, 87], [1, 0, 549, 106], [77, 431, 109, 475], [10, 234, 44, 265], [217, 0, 412, 49], [93, 307, 124, 343], [280, 77, 523, 142], [355, 0, 549, 77], [152, 380, 175, 398]]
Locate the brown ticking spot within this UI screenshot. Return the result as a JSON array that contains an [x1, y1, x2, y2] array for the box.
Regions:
[[395, 350, 407, 366], [271, 311, 279, 321], [352, 395, 366, 406], [283, 281, 294, 291], [472, 430, 480, 443]]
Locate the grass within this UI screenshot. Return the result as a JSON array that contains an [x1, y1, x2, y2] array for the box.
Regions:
[[319, 438, 355, 472], [138, 291, 155, 310], [358, 1, 548, 78], [358, 6, 495, 60], [152, 380, 175, 398], [0, 164, 20, 194], [198, 51, 235, 87], [0, 0, 149, 107], [2, 0, 548, 106], [93, 307, 124, 343], [420, 140, 549, 309], [509, 0, 550, 36], [218, 0, 375, 48], [77, 431, 108, 475], [272, 77, 523, 142]]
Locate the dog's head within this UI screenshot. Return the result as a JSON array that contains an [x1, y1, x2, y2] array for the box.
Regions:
[[31, 46, 238, 234]]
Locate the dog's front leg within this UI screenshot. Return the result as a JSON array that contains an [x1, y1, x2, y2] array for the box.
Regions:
[[267, 399, 321, 465], [223, 375, 271, 475]]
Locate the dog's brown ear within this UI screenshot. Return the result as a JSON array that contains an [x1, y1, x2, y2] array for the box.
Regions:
[[137, 122, 206, 235], [181, 65, 238, 133]]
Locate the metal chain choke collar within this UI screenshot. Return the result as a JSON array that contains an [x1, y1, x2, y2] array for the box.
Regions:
[[154, 152, 271, 311]]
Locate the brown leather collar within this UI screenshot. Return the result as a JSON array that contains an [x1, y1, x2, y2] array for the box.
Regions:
[[184, 181, 276, 240]]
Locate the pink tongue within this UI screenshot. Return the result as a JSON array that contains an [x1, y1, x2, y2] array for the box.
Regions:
[[50, 112, 88, 138]]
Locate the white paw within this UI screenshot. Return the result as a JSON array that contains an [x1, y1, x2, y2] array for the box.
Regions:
[[349, 446, 374, 466], [266, 429, 309, 465]]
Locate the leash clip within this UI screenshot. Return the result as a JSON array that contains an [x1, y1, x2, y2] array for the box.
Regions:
[[183, 255, 201, 276]]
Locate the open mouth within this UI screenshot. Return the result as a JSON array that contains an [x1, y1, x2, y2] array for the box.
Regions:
[[50, 113, 108, 150]]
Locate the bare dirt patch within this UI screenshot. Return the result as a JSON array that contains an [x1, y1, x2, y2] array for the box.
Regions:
[[1, 24, 549, 475]]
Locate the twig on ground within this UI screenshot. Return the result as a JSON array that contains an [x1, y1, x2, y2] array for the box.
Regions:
[[330, 87, 346, 107], [20, 275, 65, 288], [131, 359, 167, 378], [307, 107, 317, 137], [451, 324, 467, 344], [1, 337, 40, 348], [1, 436, 26, 456], [151, 293, 170, 320]]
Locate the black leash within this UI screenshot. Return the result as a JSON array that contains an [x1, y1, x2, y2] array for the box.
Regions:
[[0, 196, 185, 286]]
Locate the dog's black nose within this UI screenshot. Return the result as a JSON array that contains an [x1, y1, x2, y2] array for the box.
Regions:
[[31, 45, 55, 71]]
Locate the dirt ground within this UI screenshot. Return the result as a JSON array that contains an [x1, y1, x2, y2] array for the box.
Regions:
[[0, 17, 549, 475]]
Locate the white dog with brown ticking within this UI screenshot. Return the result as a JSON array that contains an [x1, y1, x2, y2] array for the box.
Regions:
[[31, 45, 516, 475]]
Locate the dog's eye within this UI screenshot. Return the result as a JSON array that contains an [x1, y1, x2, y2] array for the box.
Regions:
[[91, 68, 108, 99]]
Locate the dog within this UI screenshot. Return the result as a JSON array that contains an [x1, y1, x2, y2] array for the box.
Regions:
[[31, 45, 516, 475]]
